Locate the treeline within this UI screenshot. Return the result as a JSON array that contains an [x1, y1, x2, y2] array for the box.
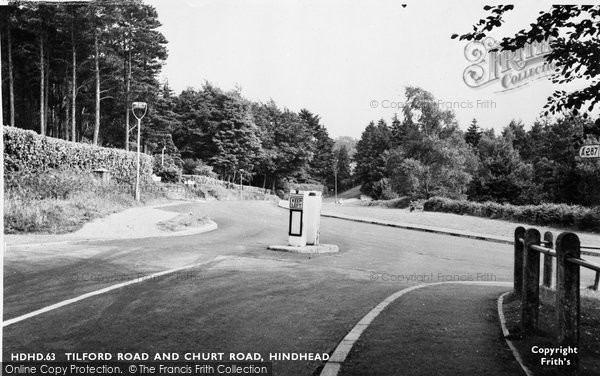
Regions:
[[355, 87, 600, 207], [1, 1, 352, 192], [153, 83, 350, 191], [1, 1, 167, 148]]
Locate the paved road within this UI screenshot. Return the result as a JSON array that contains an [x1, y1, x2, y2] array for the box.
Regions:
[[341, 284, 522, 376], [3, 200, 515, 375]]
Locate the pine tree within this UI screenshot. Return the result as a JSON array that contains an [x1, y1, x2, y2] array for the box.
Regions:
[[335, 145, 352, 190], [354, 119, 392, 196], [465, 118, 482, 147], [300, 109, 335, 186]]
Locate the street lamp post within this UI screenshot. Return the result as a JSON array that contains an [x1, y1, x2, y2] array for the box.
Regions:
[[131, 102, 147, 202]]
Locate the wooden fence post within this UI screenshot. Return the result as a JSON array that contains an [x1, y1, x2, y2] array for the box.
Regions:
[[543, 231, 554, 288], [555, 232, 580, 347], [522, 228, 541, 333], [514, 226, 526, 295]]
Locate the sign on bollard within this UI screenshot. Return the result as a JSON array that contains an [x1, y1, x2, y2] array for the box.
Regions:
[[287, 190, 321, 247], [269, 190, 337, 254], [290, 195, 304, 210]]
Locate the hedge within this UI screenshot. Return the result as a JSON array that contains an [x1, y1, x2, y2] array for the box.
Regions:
[[423, 196, 600, 232], [3, 126, 154, 183]]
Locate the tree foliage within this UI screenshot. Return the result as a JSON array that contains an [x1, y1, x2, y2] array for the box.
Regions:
[[1, 1, 167, 146], [355, 86, 598, 207]]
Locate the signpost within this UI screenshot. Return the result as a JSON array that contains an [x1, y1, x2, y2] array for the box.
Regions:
[[579, 145, 600, 159], [131, 102, 147, 202]]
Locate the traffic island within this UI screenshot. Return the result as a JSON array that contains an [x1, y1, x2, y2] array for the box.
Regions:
[[270, 190, 338, 253], [268, 244, 339, 254]]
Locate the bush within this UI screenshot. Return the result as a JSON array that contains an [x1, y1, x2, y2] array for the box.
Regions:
[[182, 158, 200, 175], [423, 196, 600, 232], [365, 178, 397, 200], [153, 154, 182, 183], [4, 126, 154, 183], [367, 196, 411, 209], [193, 162, 218, 178], [155, 165, 182, 183], [206, 185, 231, 200], [180, 158, 216, 177], [5, 169, 95, 200]]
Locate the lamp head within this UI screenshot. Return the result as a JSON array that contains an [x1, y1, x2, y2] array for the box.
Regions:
[[132, 102, 148, 120]]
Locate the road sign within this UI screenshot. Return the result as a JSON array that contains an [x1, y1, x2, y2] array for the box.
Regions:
[[289, 195, 304, 210], [579, 145, 600, 159]]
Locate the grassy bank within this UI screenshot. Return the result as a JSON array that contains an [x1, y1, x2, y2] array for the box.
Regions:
[[4, 170, 166, 234]]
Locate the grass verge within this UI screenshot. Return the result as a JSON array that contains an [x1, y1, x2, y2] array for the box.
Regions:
[[4, 170, 166, 234], [156, 212, 211, 232], [501, 287, 600, 376]]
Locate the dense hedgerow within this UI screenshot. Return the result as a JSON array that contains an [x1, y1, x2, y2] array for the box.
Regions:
[[3, 126, 153, 183], [423, 196, 600, 232]]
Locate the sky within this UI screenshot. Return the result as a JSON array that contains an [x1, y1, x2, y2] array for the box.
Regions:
[[147, 0, 586, 139]]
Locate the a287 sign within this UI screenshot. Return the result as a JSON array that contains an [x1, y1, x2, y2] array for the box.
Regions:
[[579, 145, 600, 159]]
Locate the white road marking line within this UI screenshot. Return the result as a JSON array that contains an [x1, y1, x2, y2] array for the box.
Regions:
[[498, 291, 534, 376], [2, 257, 228, 328], [320, 281, 512, 376]]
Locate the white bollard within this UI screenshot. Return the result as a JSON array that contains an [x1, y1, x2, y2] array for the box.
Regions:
[[304, 191, 322, 245]]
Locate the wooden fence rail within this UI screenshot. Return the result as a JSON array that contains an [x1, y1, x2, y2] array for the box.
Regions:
[[514, 226, 600, 363]]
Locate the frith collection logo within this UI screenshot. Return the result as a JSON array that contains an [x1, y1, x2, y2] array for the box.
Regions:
[[463, 36, 557, 92]]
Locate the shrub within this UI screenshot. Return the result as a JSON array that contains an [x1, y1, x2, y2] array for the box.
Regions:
[[180, 158, 216, 177], [182, 158, 200, 175], [153, 154, 182, 183], [370, 178, 398, 200], [155, 165, 182, 183], [206, 185, 231, 200], [5, 169, 95, 200], [423, 196, 600, 232], [193, 163, 218, 178], [4, 126, 153, 182]]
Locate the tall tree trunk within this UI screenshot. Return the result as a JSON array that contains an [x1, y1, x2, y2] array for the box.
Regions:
[[8, 21, 15, 127], [39, 35, 45, 135], [124, 48, 131, 150], [64, 94, 70, 140], [71, 26, 77, 142], [93, 32, 100, 145], [44, 48, 49, 136]]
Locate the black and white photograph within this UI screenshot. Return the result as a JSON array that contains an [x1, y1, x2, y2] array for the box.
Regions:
[[1, 1, 600, 375]]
